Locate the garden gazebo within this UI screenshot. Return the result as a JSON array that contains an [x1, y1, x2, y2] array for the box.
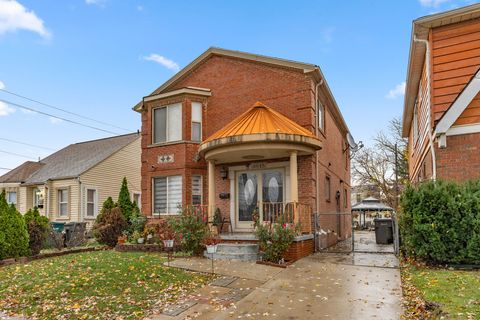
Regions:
[[351, 197, 394, 229]]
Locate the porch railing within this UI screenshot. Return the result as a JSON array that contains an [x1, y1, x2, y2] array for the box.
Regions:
[[261, 202, 312, 234]]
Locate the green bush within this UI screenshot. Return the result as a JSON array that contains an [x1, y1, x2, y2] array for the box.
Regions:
[[400, 180, 480, 264], [128, 202, 146, 234], [254, 218, 298, 263], [169, 206, 208, 254], [24, 208, 50, 255], [92, 207, 127, 247], [0, 191, 30, 259], [117, 177, 134, 223]]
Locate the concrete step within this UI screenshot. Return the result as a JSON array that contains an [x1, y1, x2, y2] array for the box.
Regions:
[[204, 243, 259, 261]]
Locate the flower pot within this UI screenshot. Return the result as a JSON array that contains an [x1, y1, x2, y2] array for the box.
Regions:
[[206, 244, 217, 254], [137, 238, 145, 244], [117, 236, 126, 245], [163, 239, 174, 248]]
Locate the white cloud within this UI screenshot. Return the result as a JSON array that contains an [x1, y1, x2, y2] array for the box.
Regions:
[[0, 101, 15, 116], [0, 0, 51, 38], [85, 0, 107, 7], [0, 80, 4, 89], [320, 27, 335, 44], [49, 117, 62, 124], [143, 54, 180, 72], [386, 82, 406, 99], [419, 0, 451, 7]]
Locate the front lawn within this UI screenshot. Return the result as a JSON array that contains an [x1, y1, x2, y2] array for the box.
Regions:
[[402, 262, 480, 319], [0, 250, 209, 319]]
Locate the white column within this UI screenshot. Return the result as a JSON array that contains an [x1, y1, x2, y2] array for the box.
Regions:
[[207, 160, 216, 220], [290, 151, 298, 203]]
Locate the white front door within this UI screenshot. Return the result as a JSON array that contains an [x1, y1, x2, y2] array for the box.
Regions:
[[235, 169, 284, 231]]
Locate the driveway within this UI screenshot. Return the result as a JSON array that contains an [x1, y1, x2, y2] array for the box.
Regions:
[[150, 253, 402, 320]]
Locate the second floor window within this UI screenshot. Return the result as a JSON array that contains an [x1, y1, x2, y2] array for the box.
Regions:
[[317, 100, 325, 132], [153, 103, 182, 144], [191, 102, 202, 142]]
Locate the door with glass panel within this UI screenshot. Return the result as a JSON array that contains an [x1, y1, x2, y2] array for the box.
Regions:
[[236, 169, 284, 230]]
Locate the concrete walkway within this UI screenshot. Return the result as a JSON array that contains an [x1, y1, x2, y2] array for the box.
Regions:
[[149, 253, 402, 320]]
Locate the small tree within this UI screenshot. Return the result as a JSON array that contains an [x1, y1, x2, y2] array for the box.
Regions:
[[93, 207, 127, 247], [129, 202, 146, 234], [0, 191, 30, 259], [24, 208, 50, 255], [117, 177, 133, 223]]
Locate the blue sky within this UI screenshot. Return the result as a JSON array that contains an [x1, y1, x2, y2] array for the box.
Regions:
[[0, 0, 476, 173]]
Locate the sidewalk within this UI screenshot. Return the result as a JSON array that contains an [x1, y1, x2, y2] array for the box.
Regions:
[[148, 254, 402, 320]]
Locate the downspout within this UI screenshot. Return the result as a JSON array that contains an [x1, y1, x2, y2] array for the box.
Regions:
[[77, 177, 83, 222], [314, 78, 324, 252], [413, 35, 437, 180]]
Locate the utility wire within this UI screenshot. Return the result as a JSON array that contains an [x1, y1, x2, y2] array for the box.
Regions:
[[0, 88, 132, 132], [0, 137, 56, 151], [0, 98, 120, 135], [0, 167, 12, 171], [0, 149, 37, 160]]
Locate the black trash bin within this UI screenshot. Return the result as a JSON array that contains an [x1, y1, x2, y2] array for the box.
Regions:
[[374, 218, 393, 244]]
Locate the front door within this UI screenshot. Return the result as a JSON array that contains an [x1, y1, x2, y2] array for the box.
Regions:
[[235, 169, 284, 231]]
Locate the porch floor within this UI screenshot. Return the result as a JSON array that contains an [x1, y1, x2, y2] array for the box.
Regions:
[[219, 233, 257, 241]]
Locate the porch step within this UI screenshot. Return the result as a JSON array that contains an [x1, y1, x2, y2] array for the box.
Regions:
[[219, 233, 258, 241], [204, 243, 259, 261]]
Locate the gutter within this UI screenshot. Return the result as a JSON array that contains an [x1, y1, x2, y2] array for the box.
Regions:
[[413, 35, 437, 181]]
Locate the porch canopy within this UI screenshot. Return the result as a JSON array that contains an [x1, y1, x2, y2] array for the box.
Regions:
[[198, 101, 322, 220]]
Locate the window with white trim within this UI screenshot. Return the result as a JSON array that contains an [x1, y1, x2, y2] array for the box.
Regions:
[[153, 103, 182, 144], [86, 189, 97, 218], [58, 189, 68, 217], [132, 192, 141, 206], [317, 100, 325, 132], [33, 188, 43, 207], [153, 176, 182, 215], [191, 102, 202, 142], [192, 175, 202, 205], [7, 192, 16, 205]]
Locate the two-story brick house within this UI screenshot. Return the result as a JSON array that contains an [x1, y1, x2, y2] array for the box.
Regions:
[[403, 4, 480, 182], [135, 48, 353, 249]]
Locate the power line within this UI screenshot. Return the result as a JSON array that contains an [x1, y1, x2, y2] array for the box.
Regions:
[[0, 98, 120, 135], [0, 149, 37, 160], [0, 88, 132, 132], [0, 137, 56, 151], [0, 167, 12, 171]]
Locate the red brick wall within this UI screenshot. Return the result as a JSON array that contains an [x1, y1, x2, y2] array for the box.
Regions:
[[140, 54, 350, 230], [436, 133, 480, 182], [284, 239, 314, 262]]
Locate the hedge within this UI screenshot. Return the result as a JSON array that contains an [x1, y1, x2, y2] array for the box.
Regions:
[[400, 180, 480, 264], [0, 191, 30, 259]]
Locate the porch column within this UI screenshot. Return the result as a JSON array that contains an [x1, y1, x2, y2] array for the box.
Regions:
[[289, 151, 298, 203], [207, 160, 216, 221]]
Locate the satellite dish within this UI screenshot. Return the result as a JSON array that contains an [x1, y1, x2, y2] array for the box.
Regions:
[[346, 133, 357, 150]]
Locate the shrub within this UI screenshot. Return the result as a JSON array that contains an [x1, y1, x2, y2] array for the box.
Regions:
[[169, 206, 208, 254], [93, 207, 127, 247], [24, 208, 50, 255], [400, 180, 480, 264], [117, 177, 134, 223], [254, 219, 298, 263], [128, 203, 146, 235], [0, 191, 30, 259]]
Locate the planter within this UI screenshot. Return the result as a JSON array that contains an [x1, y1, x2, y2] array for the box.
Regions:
[[137, 238, 145, 244], [117, 236, 127, 245], [163, 239, 174, 248], [206, 244, 218, 254]]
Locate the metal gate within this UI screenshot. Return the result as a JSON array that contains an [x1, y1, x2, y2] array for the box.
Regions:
[[314, 212, 399, 255]]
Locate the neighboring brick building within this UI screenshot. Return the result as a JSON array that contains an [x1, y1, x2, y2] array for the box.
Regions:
[[134, 48, 353, 242], [403, 4, 480, 183]]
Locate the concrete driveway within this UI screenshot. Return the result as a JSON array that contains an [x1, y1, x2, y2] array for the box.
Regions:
[[150, 253, 402, 320]]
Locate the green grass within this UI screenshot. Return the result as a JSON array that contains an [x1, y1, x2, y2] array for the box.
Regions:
[[408, 264, 480, 319], [0, 250, 209, 319]]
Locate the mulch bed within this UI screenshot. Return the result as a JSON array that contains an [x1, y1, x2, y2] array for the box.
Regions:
[[0, 247, 105, 268]]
